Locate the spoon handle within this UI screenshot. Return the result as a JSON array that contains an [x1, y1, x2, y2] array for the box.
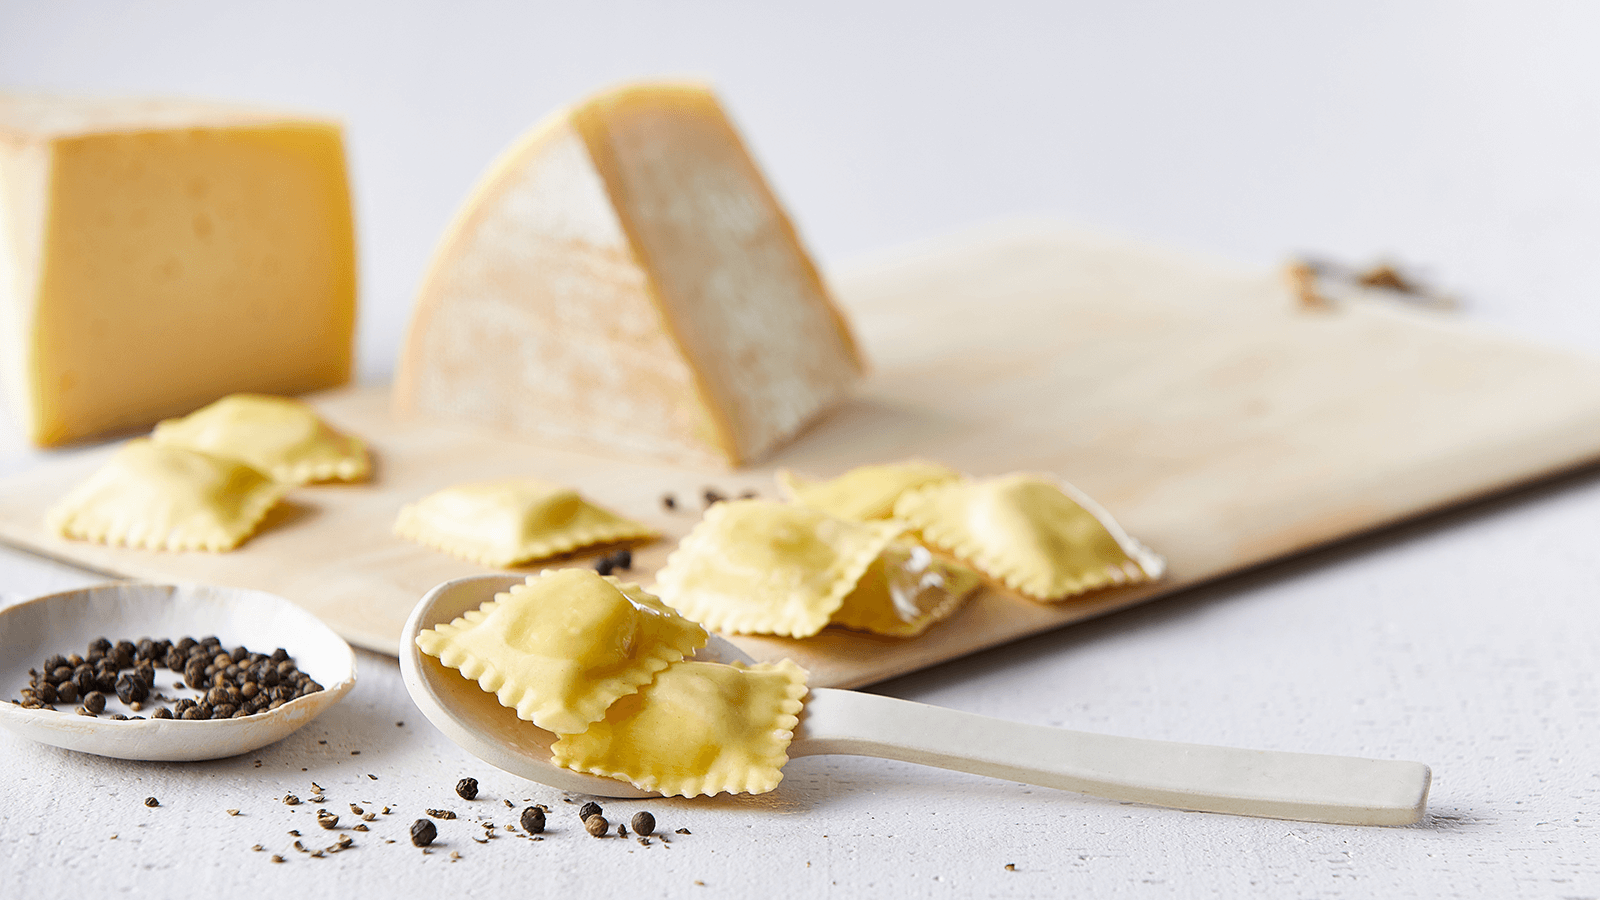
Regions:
[[791, 688, 1429, 826]]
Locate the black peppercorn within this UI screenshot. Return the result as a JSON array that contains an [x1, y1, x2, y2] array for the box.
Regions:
[[115, 673, 148, 705], [455, 777, 479, 800], [578, 801, 602, 822], [409, 819, 437, 847], [82, 691, 106, 714], [55, 681, 78, 704], [520, 806, 545, 834], [612, 549, 633, 570], [594, 556, 615, 576], [630, 811, 655, 836]]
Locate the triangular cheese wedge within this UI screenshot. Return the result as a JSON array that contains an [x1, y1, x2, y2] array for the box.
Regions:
[[394, 81, 864, 468]]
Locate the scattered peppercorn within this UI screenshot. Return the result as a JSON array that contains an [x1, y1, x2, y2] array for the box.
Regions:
[[410, 819, 437, 847], [585, 815, 609, 837], [578, 801, 602, 822], [455, 777, 479, 800], [631, 812, 656, 836], [521, 807, 545, 834]]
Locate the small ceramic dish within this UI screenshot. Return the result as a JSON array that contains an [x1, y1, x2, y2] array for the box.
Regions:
[[0, 581, 356, 761]]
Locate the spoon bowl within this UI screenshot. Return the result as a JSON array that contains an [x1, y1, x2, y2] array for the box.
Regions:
[[0, 581, 356, 761], [402, 574, 1431, 825]]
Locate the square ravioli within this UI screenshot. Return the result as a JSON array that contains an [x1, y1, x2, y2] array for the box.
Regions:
[[893, 473, 1165, 602], [395, 478, 656, 568], [652, 499, 907, 637], [777, 460, 961, 521], [150, 393, 369, 485], [830, 540, 983, 637], [47, 439, 287, 552], [550, 659, 807, 798], [415, 569, 707, 735]]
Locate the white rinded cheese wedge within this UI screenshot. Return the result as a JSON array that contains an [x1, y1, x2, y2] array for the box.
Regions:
[[394, 81, 864, 468], [0, 95, 357, 447]]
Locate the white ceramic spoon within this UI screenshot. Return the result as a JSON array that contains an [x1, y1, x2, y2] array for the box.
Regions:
[[400, 575, 1430, 826]]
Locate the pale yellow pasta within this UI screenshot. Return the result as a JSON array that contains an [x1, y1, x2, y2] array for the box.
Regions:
[[777, 460, 961, 521], [893, 473, 1165, 602], [830, 540, 983, 637], [415, 569, 706, 735], [395, 479, 655, 568], [653, 500, 906, 637], [46, 439, 287, 552], [150, 393, 369, 485], [550, 659, 807, 798]]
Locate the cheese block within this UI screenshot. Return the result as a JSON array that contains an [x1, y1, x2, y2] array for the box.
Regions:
[[394, 81, 864, 468], [0, 95, 357, 447]]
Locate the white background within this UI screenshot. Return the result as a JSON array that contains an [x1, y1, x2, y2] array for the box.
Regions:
[[2, 3, 1599, 897]]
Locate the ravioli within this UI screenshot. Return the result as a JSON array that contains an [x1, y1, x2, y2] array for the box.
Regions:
[[415, 569, 707, 735], [395, 479, 655, 568], [830, 540, 983, 637], [653, 500, 906, 637], [550, 659, 807, 798], [150, 393, 369, 485], [47, 439, 287, 552], [892, 473, 1165, 602], [777, 460, 961, 521]]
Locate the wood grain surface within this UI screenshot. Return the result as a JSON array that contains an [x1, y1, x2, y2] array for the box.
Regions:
[[5, 221, 1600, 688]]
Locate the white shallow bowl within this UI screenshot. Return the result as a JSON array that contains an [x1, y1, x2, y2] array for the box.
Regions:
[[0, 581, 356, 761]]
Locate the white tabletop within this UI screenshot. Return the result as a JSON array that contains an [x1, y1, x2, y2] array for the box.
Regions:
[[2, 3, 1598, 897]]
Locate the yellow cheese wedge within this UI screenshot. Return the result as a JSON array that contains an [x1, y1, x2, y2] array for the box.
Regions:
[[0, 95, 357, 447], [394, 81, 864, 468]]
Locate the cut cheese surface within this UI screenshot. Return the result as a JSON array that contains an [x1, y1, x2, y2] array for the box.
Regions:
[[550, 659, 807, 798], [414, 569, 707, 735], [0, 94, 357, 448], [151, 393, 369, 485], [396, 81, 863, 468], [394, 478, 655, 568], [46, 438, 287, 552]]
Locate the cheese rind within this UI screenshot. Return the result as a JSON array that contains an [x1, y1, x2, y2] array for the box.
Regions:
[[0, 95, 357, 447], [396, 81, 863, 468]]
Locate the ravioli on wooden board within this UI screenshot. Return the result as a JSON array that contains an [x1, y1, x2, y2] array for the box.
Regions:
[[894, 473, 1165, 602], [152, 393, 368, 485], [395, 479, 655, 568], [47, 439, 287, 552]]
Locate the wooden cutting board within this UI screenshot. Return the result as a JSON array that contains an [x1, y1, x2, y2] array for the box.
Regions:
[[6, 221, 1600, 688]]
